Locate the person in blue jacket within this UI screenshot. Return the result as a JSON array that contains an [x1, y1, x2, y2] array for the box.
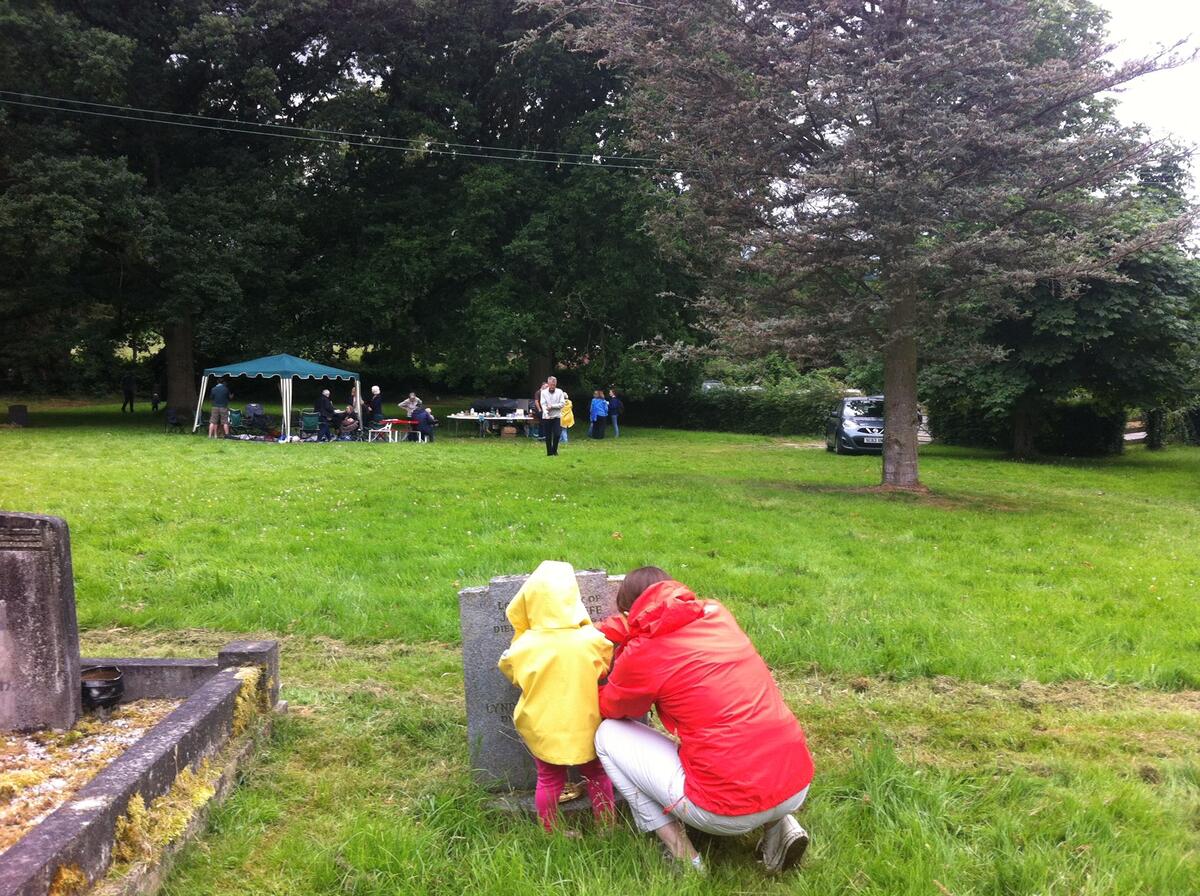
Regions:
[[589, 389, 609, 439]]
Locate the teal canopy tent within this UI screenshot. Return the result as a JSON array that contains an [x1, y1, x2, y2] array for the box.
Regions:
[[194, 353, 360, 439]]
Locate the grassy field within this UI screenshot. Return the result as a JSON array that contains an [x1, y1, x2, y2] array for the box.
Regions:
[[2, 401, 1199, 895]]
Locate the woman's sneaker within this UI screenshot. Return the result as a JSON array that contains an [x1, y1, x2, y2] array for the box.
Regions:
[[756, 815, 809, 873]]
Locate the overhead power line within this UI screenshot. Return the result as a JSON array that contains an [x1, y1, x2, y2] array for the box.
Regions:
[[1, 90, 671, 164], [0, 91, 690, 174]]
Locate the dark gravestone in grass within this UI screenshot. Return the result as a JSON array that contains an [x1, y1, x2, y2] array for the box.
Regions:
[[0, 512, 82, 732], [458, 569, 620, 792]]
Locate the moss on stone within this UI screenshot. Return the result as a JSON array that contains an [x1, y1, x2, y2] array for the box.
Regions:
[[112, 760, 218, 868], [113, 794, 152, 864], [0, 767, 48, 802], [0, 700, 179, 852], [48, 864, 88, 896], [233, 667, 263, 736]]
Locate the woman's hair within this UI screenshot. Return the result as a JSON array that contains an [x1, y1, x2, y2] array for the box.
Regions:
[[617, 566, 672, 613]]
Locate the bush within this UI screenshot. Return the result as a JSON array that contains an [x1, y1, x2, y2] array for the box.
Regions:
[[1036, 400, 1126, 456], [624, 374, 842, 436], [1164, 406, 1200, 445], [928, 394, 1126, 457]]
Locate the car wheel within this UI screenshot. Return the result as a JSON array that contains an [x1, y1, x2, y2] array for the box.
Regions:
[[834, 435, 847, 455]]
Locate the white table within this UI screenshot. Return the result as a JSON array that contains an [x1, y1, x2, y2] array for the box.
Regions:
[[447, 413, 534, 437]]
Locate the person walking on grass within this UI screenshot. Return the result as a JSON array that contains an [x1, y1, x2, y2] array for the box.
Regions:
[[499, 561, 617, 834], [589, 389, 609, 439], [539, 377, 567, 456], [121, 373, 136, 413], [607, 388, 623, 438], [592, 566, 814, 875], [560, 394, 573, 445], [207, 378, 232, 439]]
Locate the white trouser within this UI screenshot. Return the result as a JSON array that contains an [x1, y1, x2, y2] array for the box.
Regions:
[[594, 718, 809, 834]]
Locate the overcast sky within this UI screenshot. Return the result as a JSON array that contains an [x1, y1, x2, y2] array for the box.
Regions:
[[1096, 0, 1200, 182]]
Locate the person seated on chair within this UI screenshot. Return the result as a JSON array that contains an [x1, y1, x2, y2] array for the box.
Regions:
[[315, 389, 336, 442], [338, 406, 361, 440], [367, 385, 384, 425], [411, 405, 436, 442]]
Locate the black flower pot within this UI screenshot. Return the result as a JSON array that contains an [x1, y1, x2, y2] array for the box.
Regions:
[[81, 666, 124, 710]]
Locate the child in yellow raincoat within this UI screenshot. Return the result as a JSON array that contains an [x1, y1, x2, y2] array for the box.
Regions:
[[499, 561, 615, 832], [559, 398, 574, 444]]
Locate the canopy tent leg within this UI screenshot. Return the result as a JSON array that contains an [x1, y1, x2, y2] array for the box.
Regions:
[[192, 375, 209, 432], [281, 377, 292, 440]]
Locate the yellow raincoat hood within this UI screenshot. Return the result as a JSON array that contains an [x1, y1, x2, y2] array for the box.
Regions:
[[499, 561, 612, 765]]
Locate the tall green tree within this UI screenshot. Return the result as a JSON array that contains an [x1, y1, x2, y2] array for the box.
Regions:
[[1, 1, 346, 407], [530, 0, 1194, 488], [925, 246, 1200, 457], [290, 0, 695, 391]]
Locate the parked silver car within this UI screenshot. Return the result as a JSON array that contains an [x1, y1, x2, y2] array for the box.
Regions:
[[825, 396, 885, 454]]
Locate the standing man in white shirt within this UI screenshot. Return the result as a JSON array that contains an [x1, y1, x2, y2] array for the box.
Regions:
[[539, 376, 567, 456]]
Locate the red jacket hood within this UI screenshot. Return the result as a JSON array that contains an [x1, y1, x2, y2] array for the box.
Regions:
[[627, 580, 706, 640]]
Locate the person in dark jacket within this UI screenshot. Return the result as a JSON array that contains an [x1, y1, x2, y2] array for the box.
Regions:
[[592, 567, 814, 875], [366, 385, 384, 425], [607, 388, 623, 438], [315, 389, 336, 442], [121, 373, 136, 413], [530, 384, 545, 439], [411, 405, 436, 442]]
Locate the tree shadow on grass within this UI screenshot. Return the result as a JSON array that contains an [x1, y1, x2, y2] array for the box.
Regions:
[[743, 479, 1030, 513]]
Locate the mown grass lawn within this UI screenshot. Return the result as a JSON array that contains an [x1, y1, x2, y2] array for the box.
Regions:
[[2, 401, 1198, 895]]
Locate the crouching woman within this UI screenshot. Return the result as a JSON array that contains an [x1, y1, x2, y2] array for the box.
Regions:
[[594, 567, 814, 874]]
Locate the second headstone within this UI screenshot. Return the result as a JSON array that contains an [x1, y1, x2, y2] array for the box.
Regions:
[[458, 568, 620, 791]]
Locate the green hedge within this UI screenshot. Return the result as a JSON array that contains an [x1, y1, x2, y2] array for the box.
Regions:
[[624, 379, 841, 436], [928, 395, 1126, 456]]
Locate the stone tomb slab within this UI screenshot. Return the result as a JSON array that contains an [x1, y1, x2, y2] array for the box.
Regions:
[[458, 569, 620, 792], [0, 513, 81, 732]]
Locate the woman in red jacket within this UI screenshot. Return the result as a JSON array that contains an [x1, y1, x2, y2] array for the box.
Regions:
[[594, 567, 814, 874]]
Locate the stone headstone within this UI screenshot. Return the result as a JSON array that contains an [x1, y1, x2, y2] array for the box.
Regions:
[[459, 569, 621, 791], [0, 513, 82, 731], [7, 405, 28, 427]]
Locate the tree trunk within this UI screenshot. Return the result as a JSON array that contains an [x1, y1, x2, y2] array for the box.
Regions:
[[528, 350, 554, 394], [1011, 396, 1039, 459], [164, 317, 197, 414], [1145, 407, 1166, 451], [881, 292, 921, 488]]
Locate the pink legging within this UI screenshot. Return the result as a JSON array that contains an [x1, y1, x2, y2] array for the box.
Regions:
[[533, 757, 615, 832]]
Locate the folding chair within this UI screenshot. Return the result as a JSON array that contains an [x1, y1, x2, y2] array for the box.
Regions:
[[298, 410, 320, 438]]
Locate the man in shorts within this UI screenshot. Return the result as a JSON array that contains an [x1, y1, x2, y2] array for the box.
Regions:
[[208, 379, 232, 438]]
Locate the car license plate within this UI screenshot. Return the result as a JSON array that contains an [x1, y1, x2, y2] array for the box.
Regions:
[[863, 436, 883, 444]]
